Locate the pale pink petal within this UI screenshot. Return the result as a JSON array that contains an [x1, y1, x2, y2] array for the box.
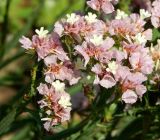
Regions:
[[143, 29, 152, 41], [122, 90, 138, 104], [75, 45, 90, 67], [19, 36, 32, 50], [54, 22, 64, 36], [91, 64, 102, 74], [102, 1, 114, 14], [87, 0, 100, 11], [129, 52, 140, 69], [93, 75, 100, 85], [44, 55, 57, 66], [37, 83, 49, 95], [136, 85, 147, 97], [99, 75, 116, 89], [43, 121, 51, 131], [101, 37, 115, 50]]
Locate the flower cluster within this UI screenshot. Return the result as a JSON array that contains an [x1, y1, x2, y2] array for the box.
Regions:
[[37, 81, 71, 131], [20, 0, 158, 131], [151, 0, 160, 28], [19, 27, 79, 131]]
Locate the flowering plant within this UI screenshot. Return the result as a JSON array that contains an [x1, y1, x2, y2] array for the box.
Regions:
[[4, 0, 159, 139]]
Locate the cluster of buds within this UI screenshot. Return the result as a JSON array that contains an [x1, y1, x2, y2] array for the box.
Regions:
[[19, 0, 160, 131]]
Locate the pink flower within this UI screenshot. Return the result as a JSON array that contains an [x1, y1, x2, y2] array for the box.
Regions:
[[120, 72, 147, 103], [19, 36, 32, 50], [32, 33, 69, 60], [44, 59, 80, 85], [135, 85, 146, 97], [75, 37, 115, 66], [108, 18, 136, 37], [151, 0, 160, 28], [37, 83, 71, 131], [94, 74, 117, 89], [129, 51, 154, 74], [92, 63, 117, 89], [20, 32, 69, 61], [87, 0, 117, 14], [122, 89, 138, 104]]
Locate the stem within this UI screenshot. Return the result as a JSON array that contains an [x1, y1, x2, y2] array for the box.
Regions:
[[45, 116, 91, 140], [0, 0, 11, 59], [29, 64, 38, 97]]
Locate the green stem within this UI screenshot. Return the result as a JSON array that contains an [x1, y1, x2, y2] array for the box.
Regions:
[[0, 0, 11, 59], [44, 116, 91, 140], [29, 64, 38, 97]]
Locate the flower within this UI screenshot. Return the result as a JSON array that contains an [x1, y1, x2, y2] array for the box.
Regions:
[[89, 34, 103, 46], [35, 27, 49, 38], [92, 64, 117, 89], [75, 37, 115, 66], [150, 39, 160, 70], [133, 33, 147, 45], [52, 80, 65, 92], [85, 12, 97, 24], [129, 50, 154, 74], [151, 0, 160, 28], [122, 89, 138, 104], [19, 36, 32, 50], [140, 9, 151, 19], [37, 83, 72, 131], [106, 61, 118, 74], [58, 95, 72, 108], [45, 59, 80, 85], [87, 0, 116, 14], [115, 9, 128, 19], [66, 13, 80, 24]]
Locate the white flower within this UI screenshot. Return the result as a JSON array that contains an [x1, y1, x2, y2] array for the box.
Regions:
[[46, 110, 52, 115], [58, 95, 71, 108], [115, 9, 128, 20], [85, 12, 97, 23], [90, 35, 103, 46], [52, 80, 65, 92], [140, 9, 151, 20], [133, 33, 147, 45], [87, 75, 91, 80], [66, 13, 79, 24], [41, 117, 52, 121], [35, 27, 49, 38], [106, 61, 118, 74]]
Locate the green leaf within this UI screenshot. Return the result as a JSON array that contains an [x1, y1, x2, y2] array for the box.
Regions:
[[67, 83, 83, 96], [0, 108, 17, 135], [113, 116, 143, 140], [152, 28, 160, 43], [10, 124, 34, 140]]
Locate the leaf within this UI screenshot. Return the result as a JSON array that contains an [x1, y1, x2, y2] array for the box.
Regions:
[[10, 124, 33, 140], [0, 108, 17, 135], [152, 28, 160, 43], [67, 83, 83, 96], [113, 116, 143, 140]]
